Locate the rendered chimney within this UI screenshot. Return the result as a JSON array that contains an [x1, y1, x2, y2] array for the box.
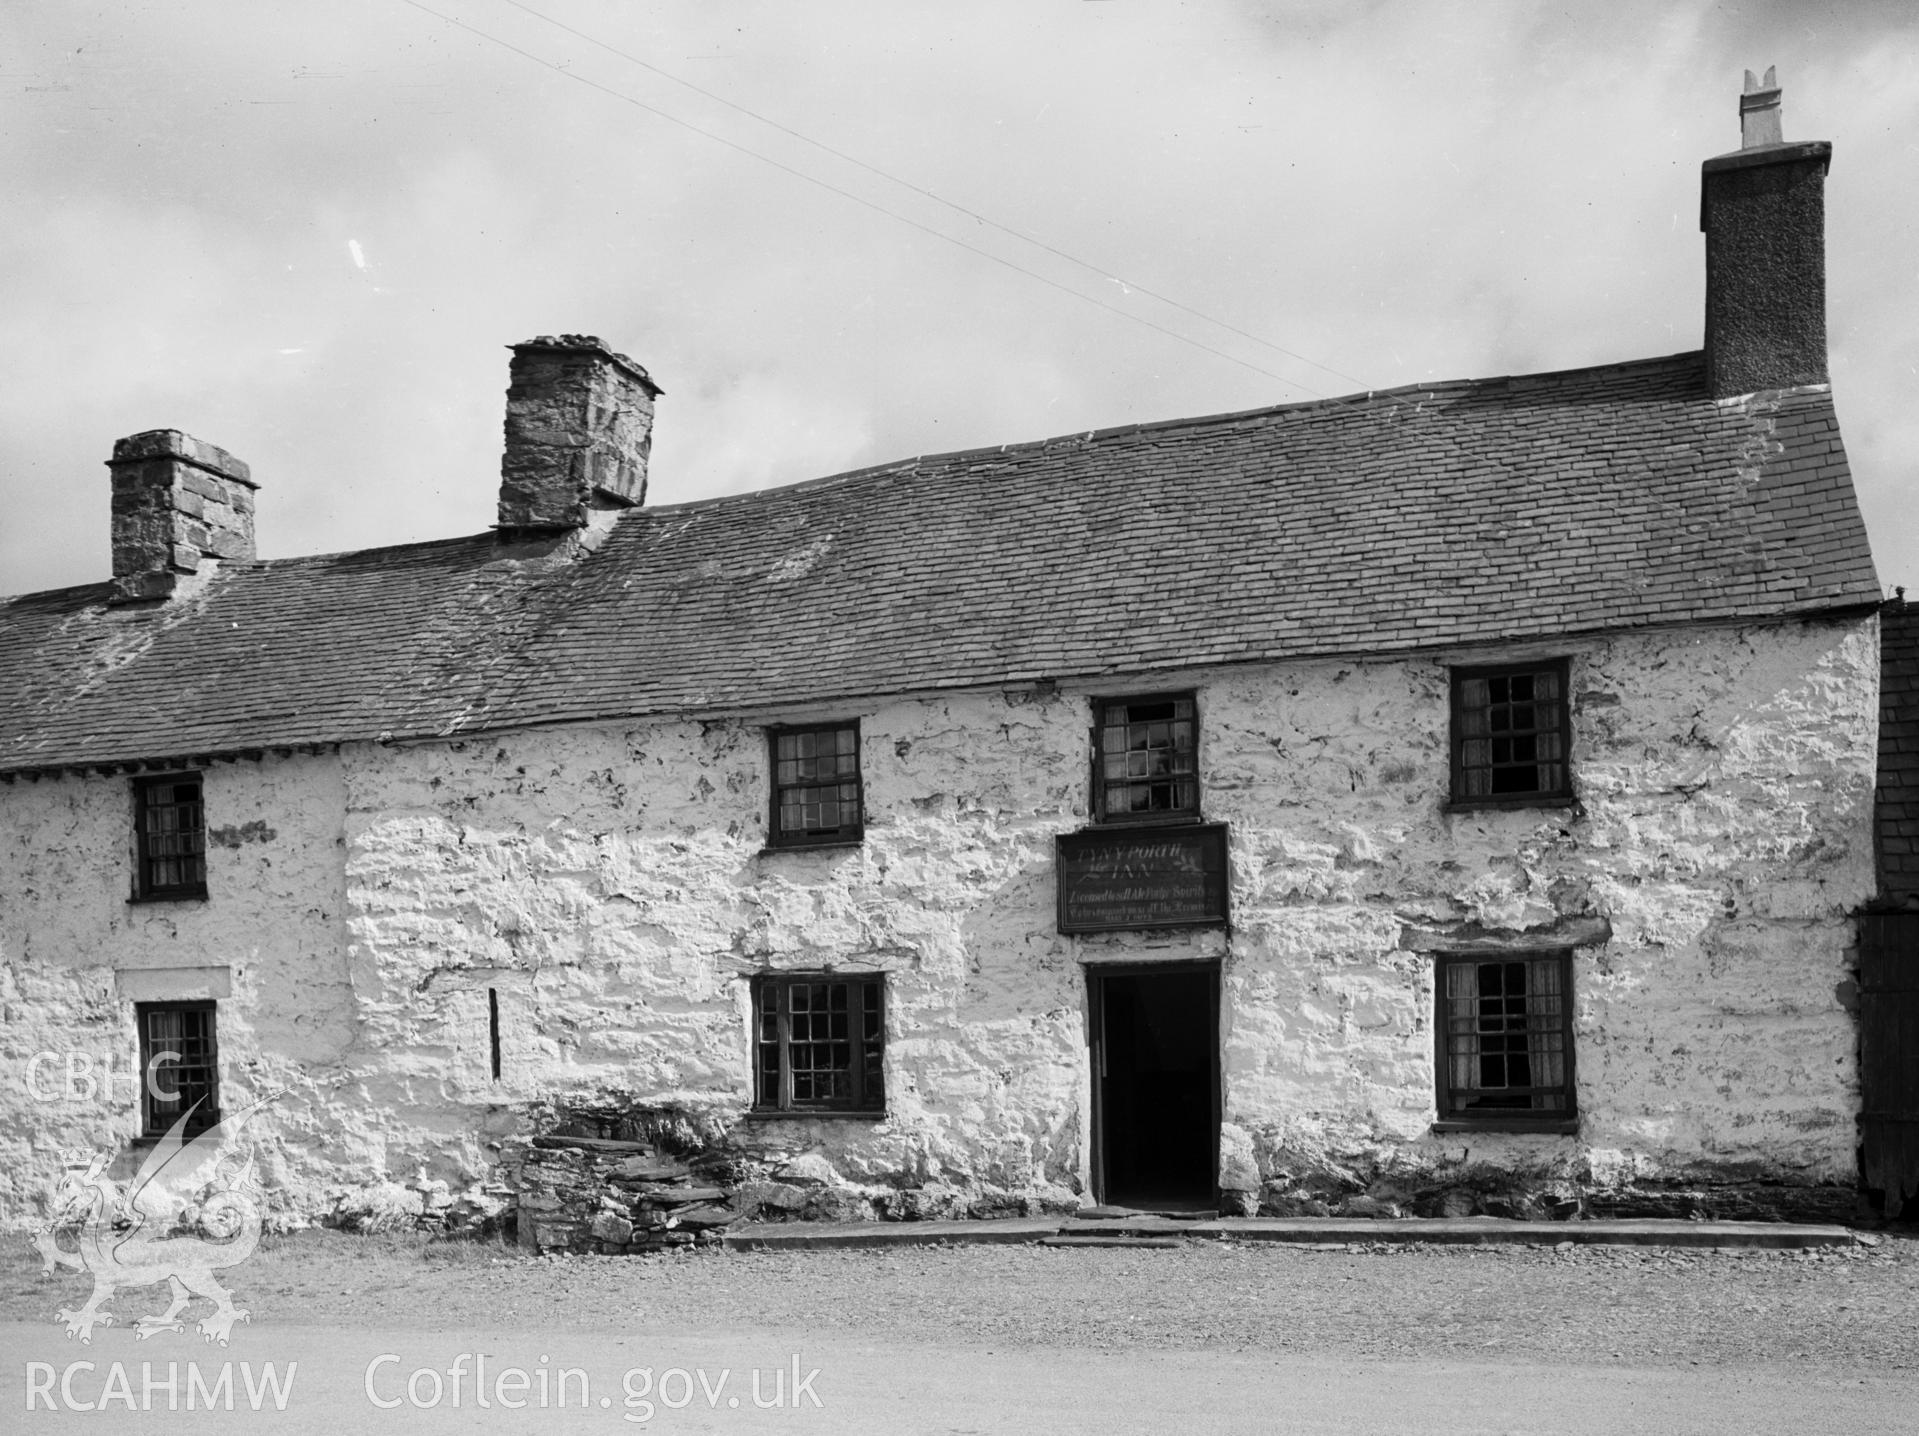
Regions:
[[106, 430, 257, 604], [1700, 67, 1832, 398], [498, 335, 662, 531]]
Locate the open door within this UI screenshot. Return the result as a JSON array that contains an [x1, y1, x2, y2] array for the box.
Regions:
[[1088, 962, 1219, 1209]]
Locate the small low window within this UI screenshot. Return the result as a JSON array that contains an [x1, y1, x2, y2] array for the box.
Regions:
[[133, 773, 207, 900], [137, 1000, 220, 1139], [768, 723, 863, 847], [753, 974, 885, 1114], [1094, 693, 1199, 823], [1450, 661, 1571, 805], [1435, 952, 1575, 1128]]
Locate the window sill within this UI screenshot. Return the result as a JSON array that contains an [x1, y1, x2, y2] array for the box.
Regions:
[[1089, 811, 1206, 828], [758, 837, 865, 856], [131, 1125, 222, 1146], [1432, 1118, 1578, 1135], [1443, 795, 1576, 814], [128, 889, 209, 905], [743, 1108, 887, 1122]]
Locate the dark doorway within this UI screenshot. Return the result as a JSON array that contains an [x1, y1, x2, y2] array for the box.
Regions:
[[1089, 963, 1219, 1209], [1860, 913, 1919, 1219]]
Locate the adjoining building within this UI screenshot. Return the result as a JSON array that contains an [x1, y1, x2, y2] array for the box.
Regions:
[[0, 75, 1888, 1238], [1862, 600, 1919, 1221]]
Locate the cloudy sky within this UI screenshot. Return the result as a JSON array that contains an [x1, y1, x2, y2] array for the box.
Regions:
[[4, 1, 1916, 598]]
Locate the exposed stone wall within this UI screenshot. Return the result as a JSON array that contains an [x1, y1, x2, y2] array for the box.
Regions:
[[512, 1132, 740, 1255], [0, 614, 1876, 1232]]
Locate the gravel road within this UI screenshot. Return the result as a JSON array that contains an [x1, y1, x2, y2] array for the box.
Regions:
[[10, 1231, 1919, 1434], [18, 1228, 1894, 1372]]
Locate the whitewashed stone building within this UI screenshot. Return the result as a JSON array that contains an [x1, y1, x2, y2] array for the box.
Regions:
[[0, 80, 1888, 1238]]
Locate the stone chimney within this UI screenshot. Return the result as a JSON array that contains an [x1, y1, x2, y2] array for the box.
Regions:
[[498, 335, 661, 531], [106, 430, 257, 604], [1700, 67, 1832, 398]]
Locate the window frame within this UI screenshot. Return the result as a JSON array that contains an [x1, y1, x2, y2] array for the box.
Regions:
[[1447, 659, 1574, 809], [765, 721, 865, 849], [135, 999, 221, 1141], [131, 771, 209, 902], [1091, 691, 1202, 826], [749, 972, 886, 1118], [1432, 950, 1577, 1134]]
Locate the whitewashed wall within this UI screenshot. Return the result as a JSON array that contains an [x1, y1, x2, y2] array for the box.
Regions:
[[0, 612, 1877, 1224]]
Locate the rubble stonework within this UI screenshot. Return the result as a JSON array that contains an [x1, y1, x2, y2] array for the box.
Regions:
[[497, 335, 659, 529], [0, 614, 1876, 1234], [500, 1105, 1078, 1253], [105, 429, 258, 603], [512, 1139, 737, 1255]]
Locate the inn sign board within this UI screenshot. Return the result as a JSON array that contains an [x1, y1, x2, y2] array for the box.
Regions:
[[1055, 823, 1230, 934]]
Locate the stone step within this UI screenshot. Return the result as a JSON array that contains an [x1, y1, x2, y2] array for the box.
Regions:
[[666, 1204, 738, 1230], [1039, 1234, 1185, 1249], [620, 1183, 728, 1204], [531, 1135, 652, 1154], [1059, 1218, 1196, 1239], [725, 1214, 1864, 1253], [1076, 1205, 1219, 1220], [611, 1156, 694, 1181]]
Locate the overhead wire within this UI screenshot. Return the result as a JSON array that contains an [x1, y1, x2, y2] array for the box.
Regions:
[[495, 0, 1369, 393], [395, 0, 1343, 396]]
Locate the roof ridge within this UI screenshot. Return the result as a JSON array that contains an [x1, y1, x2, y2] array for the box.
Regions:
[[0, 579, 111, 607], [2, 351, 1722, 595], [226, 530, 509, 571], [641, 350, 1714, 519]]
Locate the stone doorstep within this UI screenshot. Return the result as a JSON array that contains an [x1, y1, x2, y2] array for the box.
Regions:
[[1059, 1217, 1199, 1239], [1076, 1205, 1218, 1220], [723, 1215, 1862, 1253]]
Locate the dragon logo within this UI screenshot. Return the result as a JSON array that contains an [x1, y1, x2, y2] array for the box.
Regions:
[[33, 1091, 279, 1346]]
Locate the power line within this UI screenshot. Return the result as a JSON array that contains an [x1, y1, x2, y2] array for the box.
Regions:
[[394, 0, 1330, 395], [497, 0, 1370, 393]]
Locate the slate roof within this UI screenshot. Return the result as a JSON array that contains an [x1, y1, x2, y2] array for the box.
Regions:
[[0, 351, 1882, 774]]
